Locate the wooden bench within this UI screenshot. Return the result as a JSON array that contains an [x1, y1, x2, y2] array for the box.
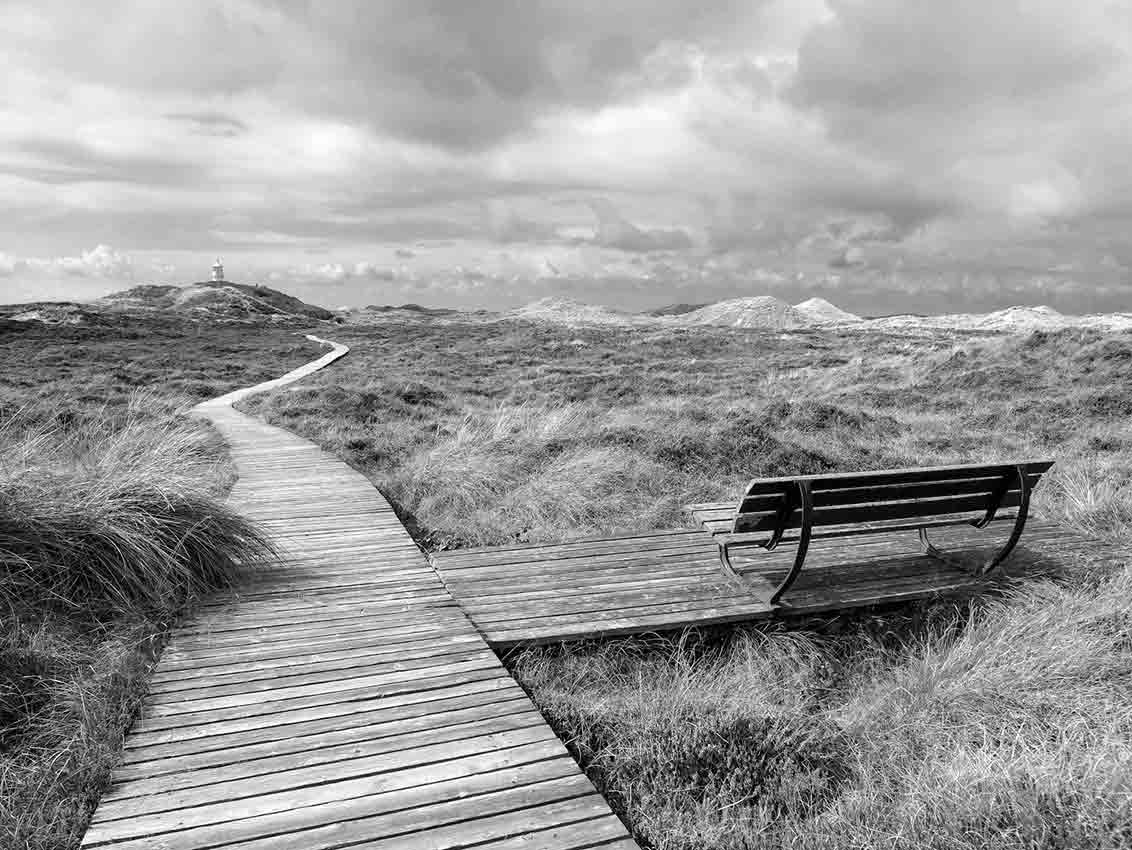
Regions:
[[689, 460, 1054, 605]]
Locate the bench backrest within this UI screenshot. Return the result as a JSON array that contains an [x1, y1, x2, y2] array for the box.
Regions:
[[732, 460, 1054, 535]]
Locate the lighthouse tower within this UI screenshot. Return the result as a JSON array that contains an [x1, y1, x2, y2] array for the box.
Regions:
[[211, 258, 224, 282]]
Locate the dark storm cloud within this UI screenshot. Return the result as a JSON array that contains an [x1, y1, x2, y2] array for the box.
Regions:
[[289, 0, 767, 149]]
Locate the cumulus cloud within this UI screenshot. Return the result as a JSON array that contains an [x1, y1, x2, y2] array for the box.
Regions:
[[589, 198, 694, 252], [352, 262, 397, 280], [0, 253, 23, 276], [0, 244, 137, 302], [21, 244, 136, 278]]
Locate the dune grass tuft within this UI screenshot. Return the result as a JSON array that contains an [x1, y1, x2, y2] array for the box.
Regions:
[[1, 404, 275, 614]]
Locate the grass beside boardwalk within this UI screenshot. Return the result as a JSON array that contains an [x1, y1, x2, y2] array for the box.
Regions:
[[240, 319, 1132, 849], [0, 318, 307, 850]]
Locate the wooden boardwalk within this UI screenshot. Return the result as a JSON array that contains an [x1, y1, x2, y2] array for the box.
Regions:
[[433, 518, 1088, 647], [81, 340, 637, 850]]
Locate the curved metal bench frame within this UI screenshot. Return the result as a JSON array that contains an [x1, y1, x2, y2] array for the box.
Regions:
[[720, 479, 814, 605], [918, 463, 1031, 577], [719, 464, 1032, 605]]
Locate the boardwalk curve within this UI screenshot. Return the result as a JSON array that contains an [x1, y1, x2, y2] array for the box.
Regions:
[[81, 336, 636, 850]]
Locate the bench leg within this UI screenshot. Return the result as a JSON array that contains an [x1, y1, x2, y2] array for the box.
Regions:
[[918, 464, 1032, 577], [719, 481, 814, 605], [718, 540, 740, 578]]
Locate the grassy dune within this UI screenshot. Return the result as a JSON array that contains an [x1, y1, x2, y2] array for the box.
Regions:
[[240, 319, 1132, 849], [0, 320, 305, 850]]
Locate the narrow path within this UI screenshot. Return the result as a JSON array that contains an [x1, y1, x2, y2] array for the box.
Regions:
[[81, 337, 636, 850]]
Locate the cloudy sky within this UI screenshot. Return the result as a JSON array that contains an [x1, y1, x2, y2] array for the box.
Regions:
[[2, 0, 1131, 314]]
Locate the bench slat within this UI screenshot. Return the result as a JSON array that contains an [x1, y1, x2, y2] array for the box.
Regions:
[[718, 513, 1018, 544], [733, 491, 1024, 534], [741, 460, 1052, 495], [737, 474, 1042, 514]]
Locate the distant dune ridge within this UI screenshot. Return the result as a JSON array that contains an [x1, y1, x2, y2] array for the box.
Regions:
[[679, 296, 807, 329], [506, 296, 652, 326], [504, 295, 865, 330], [4, 281, 1131, 333], [501, 294, 1132, 333], [793, 297, 863, 324], [871, 304, 1132, 333]]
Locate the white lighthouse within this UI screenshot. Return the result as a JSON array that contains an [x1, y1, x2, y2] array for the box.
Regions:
[[211, 258, 224, 282]]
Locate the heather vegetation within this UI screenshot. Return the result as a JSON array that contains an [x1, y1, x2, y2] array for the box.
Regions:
[[0, 319, 304, 850], [0, 314, 314, 424], [240, 318, 1132, 849]]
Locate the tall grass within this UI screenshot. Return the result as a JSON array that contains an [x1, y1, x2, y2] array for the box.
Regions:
[[382, 398, 911, 548], [1, 404, 274, 613], [0, 402, 276, 850]]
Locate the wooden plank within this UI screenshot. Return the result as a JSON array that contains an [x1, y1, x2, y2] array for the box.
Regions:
[[464, 584, 769, 625], [475, 817, 637, 850], [155, 626, 480, 674], [165, 603, 462, 649], [741, 459, 1053, 490], [734, 491, 1025, 533], [436, 534, 709, 571], [446, 527, 698, 558], [144, 647, 498, 702], [142, 656, 505, 717], [148, 633, 484, 685], [351, 795, 618, 850], [452, 569, 733, 608], [124, 678, 522, 749], [737, 473, 1043, 514], [436, 541, 721, 581], [157, 618, 476, 667]]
